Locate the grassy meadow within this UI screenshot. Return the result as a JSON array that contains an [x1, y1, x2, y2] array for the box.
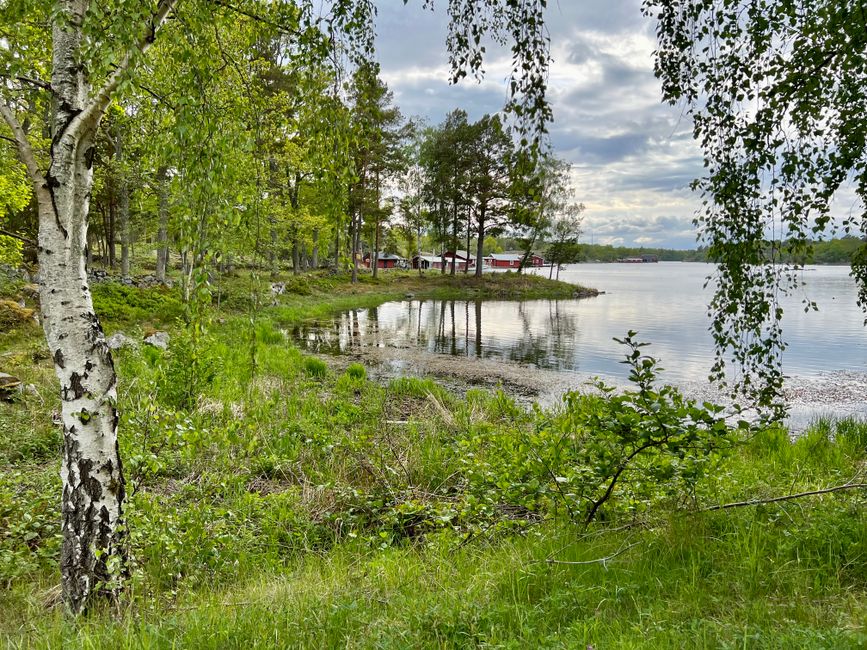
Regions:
[[0, 267, 865, 648]]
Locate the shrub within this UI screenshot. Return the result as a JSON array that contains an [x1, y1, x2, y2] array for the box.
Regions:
[[459, 332, 746, 526], [92, 282, 183, 324], [154, 329, 221, 411]]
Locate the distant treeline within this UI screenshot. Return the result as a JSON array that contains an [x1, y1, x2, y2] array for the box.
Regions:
[[577, 237, 865, 265], [579, 244, 708, 263]]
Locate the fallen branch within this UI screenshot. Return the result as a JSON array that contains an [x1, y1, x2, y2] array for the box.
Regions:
[[701, 483, 867, 512], [539, 541, 641, 568]]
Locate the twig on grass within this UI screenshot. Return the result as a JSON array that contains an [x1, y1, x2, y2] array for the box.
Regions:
[[538, 540, 641, 569], [701, 482, 867, 512]]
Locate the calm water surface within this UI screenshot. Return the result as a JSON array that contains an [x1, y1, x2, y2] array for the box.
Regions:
[[295, 263, 867, 383], [293, 263, 867, 425]]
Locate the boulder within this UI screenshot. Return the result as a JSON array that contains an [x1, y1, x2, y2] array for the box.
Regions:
[[143, 331, 170, 350], [107, 332, 136, 350], [87, 268, 112, 284], [0, 373, 21, 401], [19, 383, 38, 397], [0, 264, 25, 281]]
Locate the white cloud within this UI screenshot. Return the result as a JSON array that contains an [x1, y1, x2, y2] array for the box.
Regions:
[[373, 0, 705, 249]]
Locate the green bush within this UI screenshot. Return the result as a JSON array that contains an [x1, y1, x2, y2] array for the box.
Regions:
[[92, 282, 183, 324], [153, 329, 221, 411], [458, 332, 746, 526], [0, 471, 59, 586]]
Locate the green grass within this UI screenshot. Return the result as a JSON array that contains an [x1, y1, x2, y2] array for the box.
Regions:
[[0, 269, 865, 647]]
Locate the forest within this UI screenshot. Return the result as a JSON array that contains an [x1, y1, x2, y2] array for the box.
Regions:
[[1, 0, 866, 648]]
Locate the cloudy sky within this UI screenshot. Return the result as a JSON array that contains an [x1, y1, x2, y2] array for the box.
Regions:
[[371, 0, 704, 249]]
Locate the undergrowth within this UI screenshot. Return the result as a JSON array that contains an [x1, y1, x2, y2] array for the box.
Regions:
[[0, 273, 865, 648]]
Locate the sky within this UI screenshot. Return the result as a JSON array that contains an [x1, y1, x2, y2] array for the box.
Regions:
[[371, 0, 705, 250]]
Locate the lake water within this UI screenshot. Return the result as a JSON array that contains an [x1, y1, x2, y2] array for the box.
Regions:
[[292, 263, 867, 426]]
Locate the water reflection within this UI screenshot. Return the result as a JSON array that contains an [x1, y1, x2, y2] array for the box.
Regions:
[[293, 263, 867, 386], [294, 298, 581, 371]]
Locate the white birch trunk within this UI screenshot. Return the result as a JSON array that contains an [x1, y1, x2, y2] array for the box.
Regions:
[[0, 0, 177, 614], [46, 7, 126, 614]]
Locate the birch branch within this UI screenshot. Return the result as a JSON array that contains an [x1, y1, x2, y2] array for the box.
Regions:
[[0, 228, 37, 245], [69, 0, 179, 139], [0, 101, 44, 185], [701, 482, 867, 512]]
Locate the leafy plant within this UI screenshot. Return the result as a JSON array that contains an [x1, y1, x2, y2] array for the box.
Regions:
[[154, 328, 221, 411], [549, 332, 744, 523]]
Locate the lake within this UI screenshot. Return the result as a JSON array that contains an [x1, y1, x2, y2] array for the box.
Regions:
[[292, 263, 867, 427]]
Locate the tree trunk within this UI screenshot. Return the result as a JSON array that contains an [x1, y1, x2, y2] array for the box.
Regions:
[[373, 212, 380, 279], [450, 202, 458, 276], [0, 1, 176, 613], [464, 210, 470, 275], [119, 177, 130, 277], [372, 171, 380, 279], [351, 207, 360, 284], [333, 218, 340, 268], [417, 219, 423, 278], [270, 220, 279, 277], [107, 191, 116, 269], [475, 202, 486, 278], [268, 159, 279, 277], [291, 234, 300, 276], [155, 168, 169, 284], [312, 229, 319, 269], [115, 123, 131, 279], [40, 11, 126, 615]]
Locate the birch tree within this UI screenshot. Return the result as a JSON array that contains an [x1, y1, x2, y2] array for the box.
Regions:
[[0, 0, 177, 614], [0, 0, 551, 614]]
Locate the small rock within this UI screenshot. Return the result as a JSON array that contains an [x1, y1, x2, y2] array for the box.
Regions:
[[143, 331, 170, 350], [270, 282, 286, 296], [405, 293, 415, 299], [0, 372, 22, 401], [88, 268, 110, 283], [107, 332, 136, 350]]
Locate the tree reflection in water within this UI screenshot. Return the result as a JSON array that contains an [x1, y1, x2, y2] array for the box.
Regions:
[[292, 298, 582, 371]]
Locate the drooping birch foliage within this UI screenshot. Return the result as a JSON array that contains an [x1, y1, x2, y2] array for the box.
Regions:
[[645, 0, 867, 415]]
